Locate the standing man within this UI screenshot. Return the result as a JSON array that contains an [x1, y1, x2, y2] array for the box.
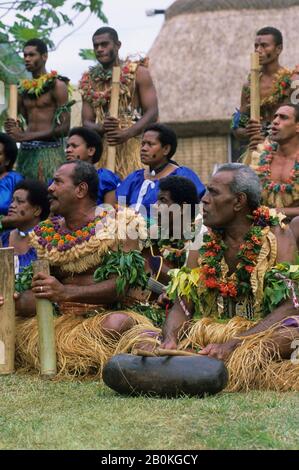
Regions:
[[79, 27, 158, 179], [5, 38, 71, 182], [232, 27, 299, 147], [249, 104, 299, 220]]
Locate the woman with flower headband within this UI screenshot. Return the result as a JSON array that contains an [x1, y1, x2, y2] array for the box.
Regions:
[[122, 164, 299, 392], [79, 26, 158, 179], [4, 38, 71, 183]]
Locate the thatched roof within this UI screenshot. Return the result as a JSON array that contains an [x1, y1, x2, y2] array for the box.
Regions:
[[149, 1, 299, 135], [167, 0, 299, 18]]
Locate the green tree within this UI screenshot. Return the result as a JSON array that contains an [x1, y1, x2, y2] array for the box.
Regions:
[[0, 1, 107, 52], [0, 1, 106, 125]]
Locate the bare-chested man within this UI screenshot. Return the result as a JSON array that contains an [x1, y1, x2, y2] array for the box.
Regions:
[[5, 38, 70, 182], [249, 103, 299, 219], [79, 26, 158, 179], [0, 160, 149, 376], [232, 26, 299, 150], [133, 164, 299, 391]]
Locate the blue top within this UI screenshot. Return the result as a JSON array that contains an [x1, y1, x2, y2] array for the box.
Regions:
[[0, 171, 24, 215], [1, 230, 37, 274], [97, 168, 121, 205], [116, 166, 206, 216]]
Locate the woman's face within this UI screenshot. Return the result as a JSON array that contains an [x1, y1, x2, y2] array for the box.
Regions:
[[7, 189, 40, 228], [140, 131, 170, 167], [66, 135, 95, 163], [0, 142, 9, 174]]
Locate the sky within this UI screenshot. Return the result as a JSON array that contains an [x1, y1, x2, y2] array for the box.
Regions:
[[45, 0, 173, 83]]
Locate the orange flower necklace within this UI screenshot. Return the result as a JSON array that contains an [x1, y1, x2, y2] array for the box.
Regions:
[[199, 206, 279, 299]]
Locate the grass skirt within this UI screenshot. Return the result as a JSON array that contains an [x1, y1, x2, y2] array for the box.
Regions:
[[17, 142, 65, 183], [16, 308, 152, 379], [116, 316, 299, 392]]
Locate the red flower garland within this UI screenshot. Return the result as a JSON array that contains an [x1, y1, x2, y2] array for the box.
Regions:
[[199, 207, 278, 299]]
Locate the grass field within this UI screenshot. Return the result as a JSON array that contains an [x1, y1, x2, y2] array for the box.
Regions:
[[0, 374, 298, 450]]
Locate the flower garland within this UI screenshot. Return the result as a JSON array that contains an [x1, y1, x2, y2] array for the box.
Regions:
[[19, 70, 59, 98], [32, 213, 107, 252], [167, 207, 279, 313], [30, 206, 148, 274], [79, 60, 138, 109], [244, 68, 293, 108], [256, 142, 299, 196], [198, 207, 279, 300]]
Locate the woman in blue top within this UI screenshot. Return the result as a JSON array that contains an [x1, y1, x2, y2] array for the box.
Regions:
[[0, 132, 23, 215], [66, 127, 120, 205], [1, 179, 50, 274], [116, 123, 205, 218]]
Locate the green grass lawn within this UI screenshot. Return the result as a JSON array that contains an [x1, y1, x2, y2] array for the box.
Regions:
[[0, 374, 298, 450]]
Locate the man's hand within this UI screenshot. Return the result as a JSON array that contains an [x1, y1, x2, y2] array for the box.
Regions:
[[160, 335, 178, 351], [157, 292, 172, 308], [0, 292, 20, 307], [103, 116, 130, 145], [245, 119, 263, 138], [198, 340, 239, 361], [249, 134, 265, 151], [31, 272, 66, 302], [4, 118, 24, 141]]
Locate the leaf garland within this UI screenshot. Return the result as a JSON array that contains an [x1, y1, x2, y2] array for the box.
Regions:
[[244, 68, 293, 108], [19, 70, 59, 97], [15, 263, 33, 293], [93, 249, 149, 296], [262, 263, 299, 315]]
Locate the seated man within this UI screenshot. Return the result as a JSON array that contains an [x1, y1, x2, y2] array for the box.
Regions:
[[1, 160, 150, 377], [132, 175, 204, 326], [123, 164, 299, 391]]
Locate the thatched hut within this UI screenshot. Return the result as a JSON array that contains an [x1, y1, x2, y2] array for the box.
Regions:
[[149, 0, 299, 182]]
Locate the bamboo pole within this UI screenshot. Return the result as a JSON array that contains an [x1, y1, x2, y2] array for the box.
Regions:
[[33, 259, 57, 379], [243, 52, 261, 166], [0, 80, 5, 106], [250, 52, 260, 121], [8, 84, 18, 120], [134, 348, 197, 357], [0, 248, 15, 374], [106, 66, 121, 172]]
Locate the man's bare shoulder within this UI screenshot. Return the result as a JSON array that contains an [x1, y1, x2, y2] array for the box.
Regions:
[[136, 65, 153, 82], [54, 77, 68, 92], [272, 223, 298, 263], [289, 217, 299, 246]]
